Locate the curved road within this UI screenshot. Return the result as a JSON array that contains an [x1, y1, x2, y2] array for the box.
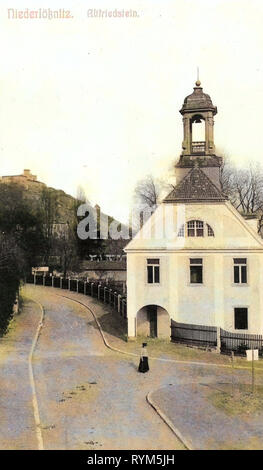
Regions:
[[0, 285, 185, 450]]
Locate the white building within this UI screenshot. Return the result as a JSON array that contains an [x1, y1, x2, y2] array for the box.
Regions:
[[125, 80, 263, 340]]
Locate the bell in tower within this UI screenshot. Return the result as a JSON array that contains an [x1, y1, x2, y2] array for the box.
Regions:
[[175, 79, 222, 189]]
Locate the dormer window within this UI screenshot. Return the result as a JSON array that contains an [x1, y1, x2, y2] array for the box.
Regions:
[[178, 220, 214, 237]]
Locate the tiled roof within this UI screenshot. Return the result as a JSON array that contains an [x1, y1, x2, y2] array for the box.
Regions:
[[164, 166, 227, 203]]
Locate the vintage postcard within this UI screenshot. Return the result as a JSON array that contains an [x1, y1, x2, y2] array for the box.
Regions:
[[0, 0, 263, 457]]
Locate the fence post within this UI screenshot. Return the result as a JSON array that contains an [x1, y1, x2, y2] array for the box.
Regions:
[[84, 281, 87, 295], [60, 277, 62, 289], [109, 288, 112, 305], [252, 348, 255, 395], [98, 284, 101, 300], [68, 278, 70, 290], [76, 280, 79, 293], [216, 327, 221, 353], [104, 287, 107, 303], [43, 275, 45, 286], [231, 351, 234, 397], [118, 294, 121, 314], [91, 282, 94, 297], [121, 299, 124, 316], [34, 274, 36, 285], [52, 276, 54, 288], [114, 292, 117, 310]]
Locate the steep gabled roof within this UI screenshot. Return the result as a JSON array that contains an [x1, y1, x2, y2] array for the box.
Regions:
[[164, 166, 227, 203]]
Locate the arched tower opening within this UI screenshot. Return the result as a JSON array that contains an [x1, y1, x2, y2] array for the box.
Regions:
[[191, 114, 206, 154]]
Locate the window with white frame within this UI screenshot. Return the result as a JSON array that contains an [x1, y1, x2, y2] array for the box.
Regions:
[[187, 220, 204, 237], [147, 258, 160, 284], [233, 258, 247, 284], [190, 258, 203, 284]]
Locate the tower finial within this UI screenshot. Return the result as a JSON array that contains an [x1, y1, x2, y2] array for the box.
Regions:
[[195, 66, 201, 87]]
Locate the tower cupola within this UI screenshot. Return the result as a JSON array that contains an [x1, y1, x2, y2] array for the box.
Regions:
[[180, 80, 217, 157], [175, 80, 222, 189]]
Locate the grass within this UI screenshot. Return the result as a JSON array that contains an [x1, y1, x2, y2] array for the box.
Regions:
[[209, 383, 263, 416], [88, 297, 263, 367]]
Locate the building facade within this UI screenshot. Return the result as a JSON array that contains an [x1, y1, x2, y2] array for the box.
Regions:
[[125, 81, 263, 340]]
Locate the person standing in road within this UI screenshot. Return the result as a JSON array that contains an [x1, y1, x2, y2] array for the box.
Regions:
[[138, 342, 149, 373]]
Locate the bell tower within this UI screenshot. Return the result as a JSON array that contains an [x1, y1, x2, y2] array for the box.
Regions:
[[176, 80, 222, 189]]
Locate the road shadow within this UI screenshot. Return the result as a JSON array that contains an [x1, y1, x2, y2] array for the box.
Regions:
[[87, 309, 127, 342]]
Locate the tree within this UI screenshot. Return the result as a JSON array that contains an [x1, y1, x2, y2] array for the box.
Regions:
[[0, 182, 45, 269], [133, 175, 173, 230], [40, 187, 58, 264], [221, 159, 263, 219], [0, 182, 46, 334], [0, 234, 26, 334], [54, 222, 79, 278], [134, 175, 160, 208]]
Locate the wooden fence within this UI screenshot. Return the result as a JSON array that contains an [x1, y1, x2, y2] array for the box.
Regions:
[[171, 319, 263, 356], [26, 274, 127, 319], [171, 320, 217, 347], [220, 328, 263, 356]]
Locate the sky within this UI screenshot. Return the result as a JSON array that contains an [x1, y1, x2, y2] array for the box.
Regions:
[[1, 0, 263, 222]]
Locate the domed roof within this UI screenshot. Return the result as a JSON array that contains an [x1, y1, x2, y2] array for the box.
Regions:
[[180, 81, 217, 115]]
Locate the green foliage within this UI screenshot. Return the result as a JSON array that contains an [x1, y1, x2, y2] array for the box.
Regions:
[[0, 182, 45, 334], [0, 235, 26, 334], [0, 182, 45, 269]]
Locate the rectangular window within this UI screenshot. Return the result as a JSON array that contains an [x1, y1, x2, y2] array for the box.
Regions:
[[233, 258, 247, 284], [196, 221, 204, 237], [187, 221, 195, 237], [187, 220, 204, 237], [147, 259, 160, 284], [234, 308, 248, 330], [190, 258, 203, 284]]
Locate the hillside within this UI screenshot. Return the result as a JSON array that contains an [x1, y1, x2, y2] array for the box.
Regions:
[[0, 169, 128, 254]]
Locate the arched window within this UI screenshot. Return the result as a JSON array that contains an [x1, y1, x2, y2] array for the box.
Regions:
[[177, 220, 215, 237]]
